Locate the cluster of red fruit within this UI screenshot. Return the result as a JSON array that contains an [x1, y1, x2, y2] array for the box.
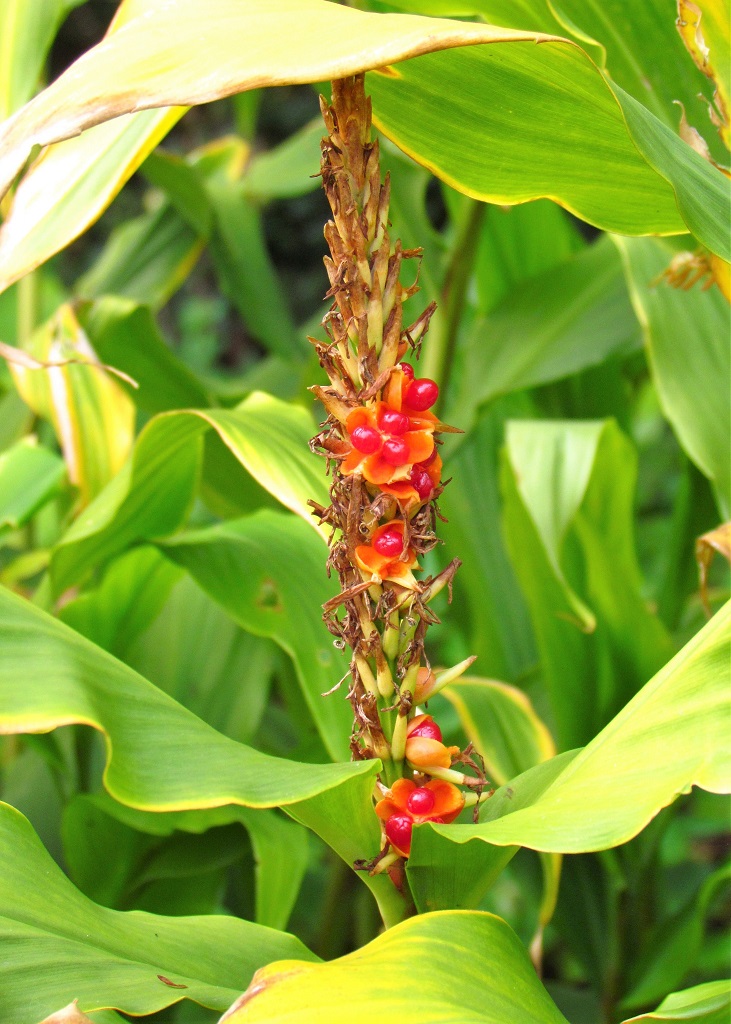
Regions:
[[341, 364, 442, 510]]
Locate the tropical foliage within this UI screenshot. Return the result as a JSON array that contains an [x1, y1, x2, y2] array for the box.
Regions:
[[0, 2, 729, 1023]]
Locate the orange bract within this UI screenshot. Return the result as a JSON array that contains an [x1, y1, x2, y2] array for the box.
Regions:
[[341, 402, 435, 486], [374, 777, 465, 855], [355, 521, 420, 588]]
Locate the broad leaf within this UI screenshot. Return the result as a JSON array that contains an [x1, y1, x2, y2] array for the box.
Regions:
[[427, 600, 730, 852], [0, 586, 407, 926], [160, 512, 353, 762], [0, 585, 373, 808], [444, 676, 556, 786], [470, 197, 584, 317], [438, 400, 537, 683], [243, 119, 323, 203], [0, 0, 727, 283], [0, 0, 85, 120], [501, 418, 673, 749], [76, 200, 203, 311], [406, 748, 576, 915], [622, 980, 731, 1024], [548, 0, 728, 163], [615, 235, 731, 516], [0, 109, 185, 290], [78, 298, 212, 415], [65, 793, 310, 932], [9, 304, 135, 506], [621, 862, 731, 1010], [446, 237, 641, 432], [0, 437, 65, 533], [50, 391, 329, 594], [219, 910, 569, 1023], [0, 801, 318, 1023]]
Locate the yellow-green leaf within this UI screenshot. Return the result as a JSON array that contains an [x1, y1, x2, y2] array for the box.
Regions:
[[9, 304, 135, 505], [0, 0, 727, 289], [219, 910, 569, 1024]]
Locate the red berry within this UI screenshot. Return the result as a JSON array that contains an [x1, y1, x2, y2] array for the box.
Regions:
[[410, 468, 433, 501], [399, 362, 415, 380], [378, 408, 409, 435], [381, 437, 410, 466], [373, 528, 404, 558], [385, 814, 413, 853], [406, 787, 436, 816], [409, 717, 442, 742], [407, 378, 439, 411], [350, 425, 381, 454]]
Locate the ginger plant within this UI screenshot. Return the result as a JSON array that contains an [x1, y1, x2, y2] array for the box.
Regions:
[[310, 74, 488, 885]]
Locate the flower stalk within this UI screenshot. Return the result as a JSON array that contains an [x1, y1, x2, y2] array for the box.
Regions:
[[310, 74, 487, 880]]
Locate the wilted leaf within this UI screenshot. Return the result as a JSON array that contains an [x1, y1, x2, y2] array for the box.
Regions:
[[37, 1000, 97, 1024]]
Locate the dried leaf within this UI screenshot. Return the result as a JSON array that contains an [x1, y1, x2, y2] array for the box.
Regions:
[[37, 1001, 96, 1024], [696, 522, 731, 615]]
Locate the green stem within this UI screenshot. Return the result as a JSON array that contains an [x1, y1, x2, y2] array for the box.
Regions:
[[421, 198, 485, 396]]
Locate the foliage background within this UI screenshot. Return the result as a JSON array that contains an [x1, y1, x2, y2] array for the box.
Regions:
[[0, 2, 729, 1023]]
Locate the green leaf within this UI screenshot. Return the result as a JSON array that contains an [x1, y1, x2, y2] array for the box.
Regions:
[[243, 118, 323, 202], [370, 0, 571, 35], [205, 179, 301, 358], [0, 108, 185, 291], [0, 584, 375, 809], [0, 801, 318, 1022], [609, 83, 730, 262], [470, 198, 584, 317], [547, 0, 728, 160], [0, 437, 65, 533], [615, 235, 731, 515], [124, 572, 278, 747], [160, 511, 352, 762], [0, 0, 723, 280], [76, 202, 203, 311], [78, 298, 212, 415], [406, 749, 577, 915], [438, 400, 537, 682], [64, 793, 310, 932], [427, 601, 730, 852], [444, 676, 556, 786], [501, 418, 673, 748], [446, 236, 641, 432], [370, 50, 728, 260], [621, 863, 731, 1010], [9, 304, 135, 506], [50, 391, 329, 594], [219, 910, 569, 1023], [0, 585, 407, 926], [0, 0, 85, 120], [140, 149, 213, 237], [622, 980, 731, 1024], [58, 546, 183, 658]]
